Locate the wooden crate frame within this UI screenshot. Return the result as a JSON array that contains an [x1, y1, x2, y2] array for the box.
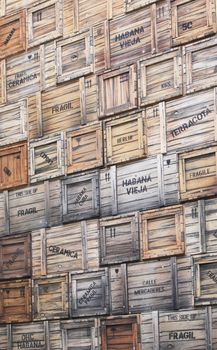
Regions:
[[125, 0, 161, 12]]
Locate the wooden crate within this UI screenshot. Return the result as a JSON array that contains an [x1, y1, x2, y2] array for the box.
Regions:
[[179, 145, 217, 201], [139, 49, 183, 106], [29, 133, 65, 182], [100, 315, 141, 350], [7, 180, 62, 235], [185, 198, 217, 256], [152, 89, 217, 154], [0, 0, 37, 16], [193, 254, 217, 306], [104, 112, 147, 166], [0, 192, 8, 237], [0, 141, 28, 191], [184, 37, 217, 94], [0, 100, 27, 146], [125, 0, 161, 12], [100, 154, 179, 216], [56, 30, 94, 82], [60, 319, 99, 350], [109, 264, 128, 315], [0, 11, 26, 59], [98, 65, 137, 118], [141, 308, 213, 350], [66, 122, 103, 174], [171, 0, 217, 46], [0, 325, 7, 350], [0, 279, 31, 323], [27, 0, 63, 48], [32, 219, 99, 277], [70, 269, 109, 317], [62, 170, 99, 222], [100, 213, 139, 265], [33, 274, 68, 320], [0, 233, 31, 280], [140, 205, 184, 260], [29, 75, 98, 139]]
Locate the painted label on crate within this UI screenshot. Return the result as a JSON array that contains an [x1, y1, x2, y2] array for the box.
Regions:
[[17, 207, 38, 216], [40, 151, 54, 165], [171, 108, 211, 138], [134, 279, 165, 294], [78, 281, 97, 305], [3, 247, 22, 269], [167, 313, 197, 321], [122, 175, 151, 195], [207, 270, 217, 283], [52, 101, 73, 114], [188, 168, 211, 179], [4, 28, 16, 45], [48, 245, 78, 259], [8, 72, 39, 88], [16, 188, 38, 197], [161, 81, 172, 89], [116, 135, 134, 144], [16, 333, 44, 349], [168, 331, 196, 340], [113, 26, 144, 49], [74, 187, 89, 206]]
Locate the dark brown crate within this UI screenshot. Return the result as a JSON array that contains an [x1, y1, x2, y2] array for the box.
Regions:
[[32, 219, 99, 277], [98, 65, 137, 118], [0, 233, 31, 280], [62, 170, 100, 222], [0, 141, 28, 191], [141, 307, 214, 350], [33, 274, 68, 320], [66, 122, 103, 174], [101, 315, 141, 350], [171, 0, 217, 46], [0, 279, 31, 323], [70, 269, 109, 317], [27, 0, 63, 48], [103, 112, 147, 166], [100, 213, 139, 265], [140, 205, 184, 260], [56, 30, 94, 82], [193, 254, 217, 306], [29, 133, 65, 182], [179, 145, 217, 201], [0, 11, 26, 59]]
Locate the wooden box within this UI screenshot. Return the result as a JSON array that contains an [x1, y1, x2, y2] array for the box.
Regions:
[[27, 0, 63, 47], [0, 11, 26, 59], [179, 145, 217, 201], [140, 205, 184, 260], [185, 198, 217, 255], [193, 254, 217, 306], [33, 274, 68, 320], [104, 112, 147, 166], [100, 154, 179, 216], [56, 30, 94, 82], [98, 65, 137, 118], [125, 0, 161, 12], [29, 75, 98, 139], [0, 100, 27, 146], [109, 264, 128, 314], [0, 325, 7, 350], [100, 213, 139, 265], [62, 170, 100, 222], [7, 180, 62, 234], [184, 37, 217, 94], [70, 269, 109, 317], [66, 122, 103, 174], [171, 0, 217, 46], [0, 141, 28, 191], [101, 315, 141, 350], [0, 48, 41, 105], [0, 234, 31, 280], [105, 0, 171, 69], [32, 219, 99, 277], [0, 0, 37, 16], [0, 192, 8, 237], [141, 308, 213, 350], [29, 133, 65, 182], [139, 49, 183, 106], [0, 279, 31, 323], [60, 319, 99, 350]]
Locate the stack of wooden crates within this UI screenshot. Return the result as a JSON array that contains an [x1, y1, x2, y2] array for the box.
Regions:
[[1, 0, 217, 348]]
